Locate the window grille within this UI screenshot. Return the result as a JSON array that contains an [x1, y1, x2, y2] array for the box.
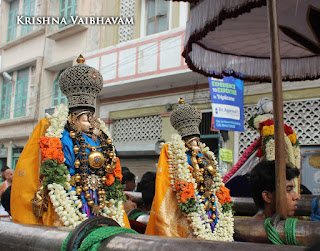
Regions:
[[113, 115, 162, 142], [119, 0, 135, 43]]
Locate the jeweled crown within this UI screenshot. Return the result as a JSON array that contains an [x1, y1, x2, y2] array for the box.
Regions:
[[59, 55, 103, 112], [170, 98, 202, 138]]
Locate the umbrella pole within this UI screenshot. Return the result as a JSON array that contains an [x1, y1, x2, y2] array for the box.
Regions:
[[267, 0, 287, 217]]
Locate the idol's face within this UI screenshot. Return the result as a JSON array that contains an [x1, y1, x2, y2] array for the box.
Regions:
[[78, 113, 91, 133]]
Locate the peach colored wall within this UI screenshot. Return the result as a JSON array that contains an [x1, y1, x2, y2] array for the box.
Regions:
[[2, 35, 45, 69]]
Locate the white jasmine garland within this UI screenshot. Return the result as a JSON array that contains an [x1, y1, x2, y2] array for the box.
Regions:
[[284, 134, 295, 167], [167, 134, 234, 241], [102, 200, 125, 227], [253, 114, 272, 129], [265, 139, 275, 161], [48, 182, 87, 228], [45, 104, 69, 138], [98, 118, 112, 138], [293, 146, 301, 169]]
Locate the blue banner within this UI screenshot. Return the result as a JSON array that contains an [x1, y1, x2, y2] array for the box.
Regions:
[[208, 76, 244, 132]]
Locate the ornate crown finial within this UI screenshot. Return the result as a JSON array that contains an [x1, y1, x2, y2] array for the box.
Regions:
[[76, 54, 86, 64], [59, 62, 103, 112], [170, 100, 202, 138]]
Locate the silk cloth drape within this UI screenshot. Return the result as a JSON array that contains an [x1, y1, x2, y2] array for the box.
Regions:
[[145, 144, 193, 237]]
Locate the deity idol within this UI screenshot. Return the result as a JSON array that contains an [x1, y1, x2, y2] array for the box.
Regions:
[[11, 55, 130, 228], [145, 99, 234, 241]]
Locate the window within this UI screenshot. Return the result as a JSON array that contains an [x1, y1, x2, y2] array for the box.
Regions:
[[12, 147, 23, 170], [53, 70, 67, 106], [7, 0, 19, 41], [59, 0, 77, 27], [1, 73, 13, 119], [21, 0, 35, 35], [14, 68, 29, 117], [146, 0, 168, 35]]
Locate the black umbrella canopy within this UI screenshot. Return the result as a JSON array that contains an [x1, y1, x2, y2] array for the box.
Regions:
[[183, 0, 320, 82]]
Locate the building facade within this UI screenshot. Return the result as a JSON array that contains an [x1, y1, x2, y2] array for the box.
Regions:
[[0, 1, 319, 187]]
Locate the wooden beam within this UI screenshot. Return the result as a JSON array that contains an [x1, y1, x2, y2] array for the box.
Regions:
[[267, 0, 287, 217]]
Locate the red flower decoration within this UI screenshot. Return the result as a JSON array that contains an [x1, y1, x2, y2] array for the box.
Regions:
[[259, 119, 274, 131], [284, 124, 294, 136], [256, 148, 264, 157]]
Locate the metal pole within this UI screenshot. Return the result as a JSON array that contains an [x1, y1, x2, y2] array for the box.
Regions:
[[267, 0, 287, 217]]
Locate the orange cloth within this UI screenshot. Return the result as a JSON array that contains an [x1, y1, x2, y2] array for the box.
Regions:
[[11, 118, 50, 225], [145, 145, 193, 237], [11, 118, 130, 228]]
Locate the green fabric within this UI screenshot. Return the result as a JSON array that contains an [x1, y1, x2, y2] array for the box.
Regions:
[[61, 226, 137, 251], [129, 211, 146, 220], [79, 226, 137, 251], [61, 231, 72, 251], [264, 217, 300, 245]]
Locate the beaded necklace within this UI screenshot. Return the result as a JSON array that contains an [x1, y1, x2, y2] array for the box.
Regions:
[[69, 129, 117, 216]]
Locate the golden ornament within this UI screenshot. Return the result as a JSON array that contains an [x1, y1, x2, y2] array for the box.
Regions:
[[88, 150, 106, 169], [97, 190, 103, 196], [105, 164, 115, 174], [106, 138, 113, 145], [75, 174, 81, 183], [204, 200, 213, 211], [83, 185, 89, 191], [108, 152, 115, 158], [73, 145, 80, 154], [99, 204, 104, 209], [98, 197, 104, 203], [70, 131, 76, 138], [74, 159, 81, 168], [77, 54, 86, 64], [87, 200, 94, 207], [206, 164, 217, 176], [75, 186, 82, 195], [85, 192, 91, 200], [101, 176, 107, 182]]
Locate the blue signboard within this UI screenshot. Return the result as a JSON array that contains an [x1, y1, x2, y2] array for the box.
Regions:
[[208, 76, 244, 132]]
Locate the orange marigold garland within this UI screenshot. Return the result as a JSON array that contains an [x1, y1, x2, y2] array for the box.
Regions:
[[175, 180, 196, 203], [39, 136, 68, 186], [216, 186, 233, 212]]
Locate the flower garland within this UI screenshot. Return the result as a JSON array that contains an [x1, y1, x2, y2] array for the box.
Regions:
[[167, 134, 234, 241], [41, 104, 125, 228], [248, 114, 300, 169]]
